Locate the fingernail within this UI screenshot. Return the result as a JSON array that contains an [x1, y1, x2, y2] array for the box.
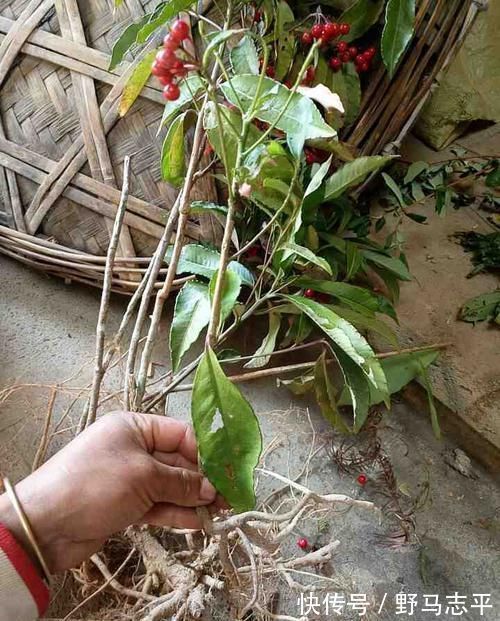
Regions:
[[200, 478, 216, 501]]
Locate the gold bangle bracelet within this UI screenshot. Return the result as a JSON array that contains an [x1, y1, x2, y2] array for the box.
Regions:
[[2, 477, 52, 585]]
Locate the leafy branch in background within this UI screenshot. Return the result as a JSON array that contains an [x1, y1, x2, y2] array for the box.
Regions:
[[104, 0, 439, 521]]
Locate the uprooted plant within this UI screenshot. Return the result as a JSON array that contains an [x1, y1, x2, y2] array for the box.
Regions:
[[67, 0, 447, 618]]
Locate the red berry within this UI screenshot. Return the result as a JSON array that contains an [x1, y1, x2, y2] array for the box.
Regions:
[[329, 57, 342, 72], [163, 82, 180, 101], [253, 9, 262, 22], [322, 21, 339, 41], [158, 73, 173, 85], [355, 54, 365, 66], [284, 79, 293, 89], [156, 49, 175, 68], [311, 24, 324, 39], [246, 245, 261, 258], [265, 65, 275, 78], [163, 33, 180, 50], [348, 46, 358, 59], [151, 61, 164, 77], [356, 62, 370, 73], [304, 288, 316, 298], [357, 474, 368, 486], [340, 52, 351, 63], [301, 31, 313, 45], [317, 292, 330, 303], [337, 41, 348, 54], [366, 46, 377, 59], [171, 19, 190, 41], [305, 153, 315, 166], [339, 23, 351, 35], [297, 538, 309, 550]]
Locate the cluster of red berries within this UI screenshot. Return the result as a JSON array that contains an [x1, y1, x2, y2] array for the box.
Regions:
[[329, 43, 377, 74], [151, 19, 191, 101], [301, 20, 351, 45], [304, 288, 330, 303]]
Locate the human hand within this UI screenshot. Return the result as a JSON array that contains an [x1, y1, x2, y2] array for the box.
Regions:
[[0, 411, 220, 573]]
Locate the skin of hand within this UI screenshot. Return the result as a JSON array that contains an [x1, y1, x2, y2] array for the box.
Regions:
[[0, 411, 221, 574]]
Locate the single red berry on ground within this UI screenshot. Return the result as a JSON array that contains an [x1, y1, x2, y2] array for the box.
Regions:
[[304, 288, 316, 298], [297, 538, 309, 550], [357, 474, 368, 486], [311, 24, 324, 39], [163, 82, 180, 101], [171, 19, 190, 41], [339, 23, 351, 35], [301, 31, 313, 46]]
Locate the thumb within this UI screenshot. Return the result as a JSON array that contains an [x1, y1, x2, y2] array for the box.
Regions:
[[152, 463, 217, 507]]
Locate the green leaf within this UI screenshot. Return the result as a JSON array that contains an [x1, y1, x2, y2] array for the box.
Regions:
[[192, 347, 262, 513], [305, 157, 333, 197], [277, 371, 315, 395], [209, 270, 241, 327], [404, 161, 428, 184], [345, 241, 363, 281], [245, 312, 281, 368], [109, 15, 151, 71], [314, 352, 350, 433], [340, 0, 385, 42], [161, 112, 186, 186], [381, 0, 416, 77], [282, 294, 389, 398], [160, 75, 204, 129], [203, 29, 243, 67], [330, 304, 398, 347], [382, 172, 405, 207], [320, 156, 394, 203], [119, 50, 156, 117], [362, 249, 412, 281], [165, 244, 255, 286], [220, 76, 336, 157], [282, 242, 333, 275], [170, 281, 210, 372], [459, 290, 500, 323], [190, 201, 228, 217], [334, 346, 371, 432], [274, 0, 296, 80], [295, 277, 396, 319], [486, 165, 500, 188], [230, 34, 259, 75], [136, 0, 196, 43]]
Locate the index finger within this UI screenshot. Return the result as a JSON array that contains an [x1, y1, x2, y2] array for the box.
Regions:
[[136, 413, 199, 462]]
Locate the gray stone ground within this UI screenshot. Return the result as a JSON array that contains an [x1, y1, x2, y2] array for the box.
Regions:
[[1, 255, 499, 621]]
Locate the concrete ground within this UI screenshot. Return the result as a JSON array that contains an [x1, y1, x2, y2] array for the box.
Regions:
[[1, 256, 499, 620]]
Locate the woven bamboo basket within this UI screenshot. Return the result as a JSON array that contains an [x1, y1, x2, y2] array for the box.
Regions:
[[0, 0, 483, 294]]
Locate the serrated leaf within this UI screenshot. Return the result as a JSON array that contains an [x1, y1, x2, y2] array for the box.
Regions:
[[459, 290, 500, 323], [161, 112, 186, 186], [282, 295, 388, 400], [320, 156, 394, 204], [170, 281, 210, 372], [230, 34, 259, 75], [245, 312, 281, 368], [136, 0, 196, 43], [192, 347, 262, 513], [362, 249, 412, 281], [314, 352, 350, 433], [119, 50, 156, 117], [331, 304, 398, 347], [209, 270, 241, 328], [165, 244, 255, 286], [283, 242, 333, 275], [160, 75, 204, 130], [340, 0, 385, 42], [295, 277, 397, 320], [190, 201, 228, 217], [109, 15, 151, 71], [381, 0, 416, 77], [220, 75, 336, 157]]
